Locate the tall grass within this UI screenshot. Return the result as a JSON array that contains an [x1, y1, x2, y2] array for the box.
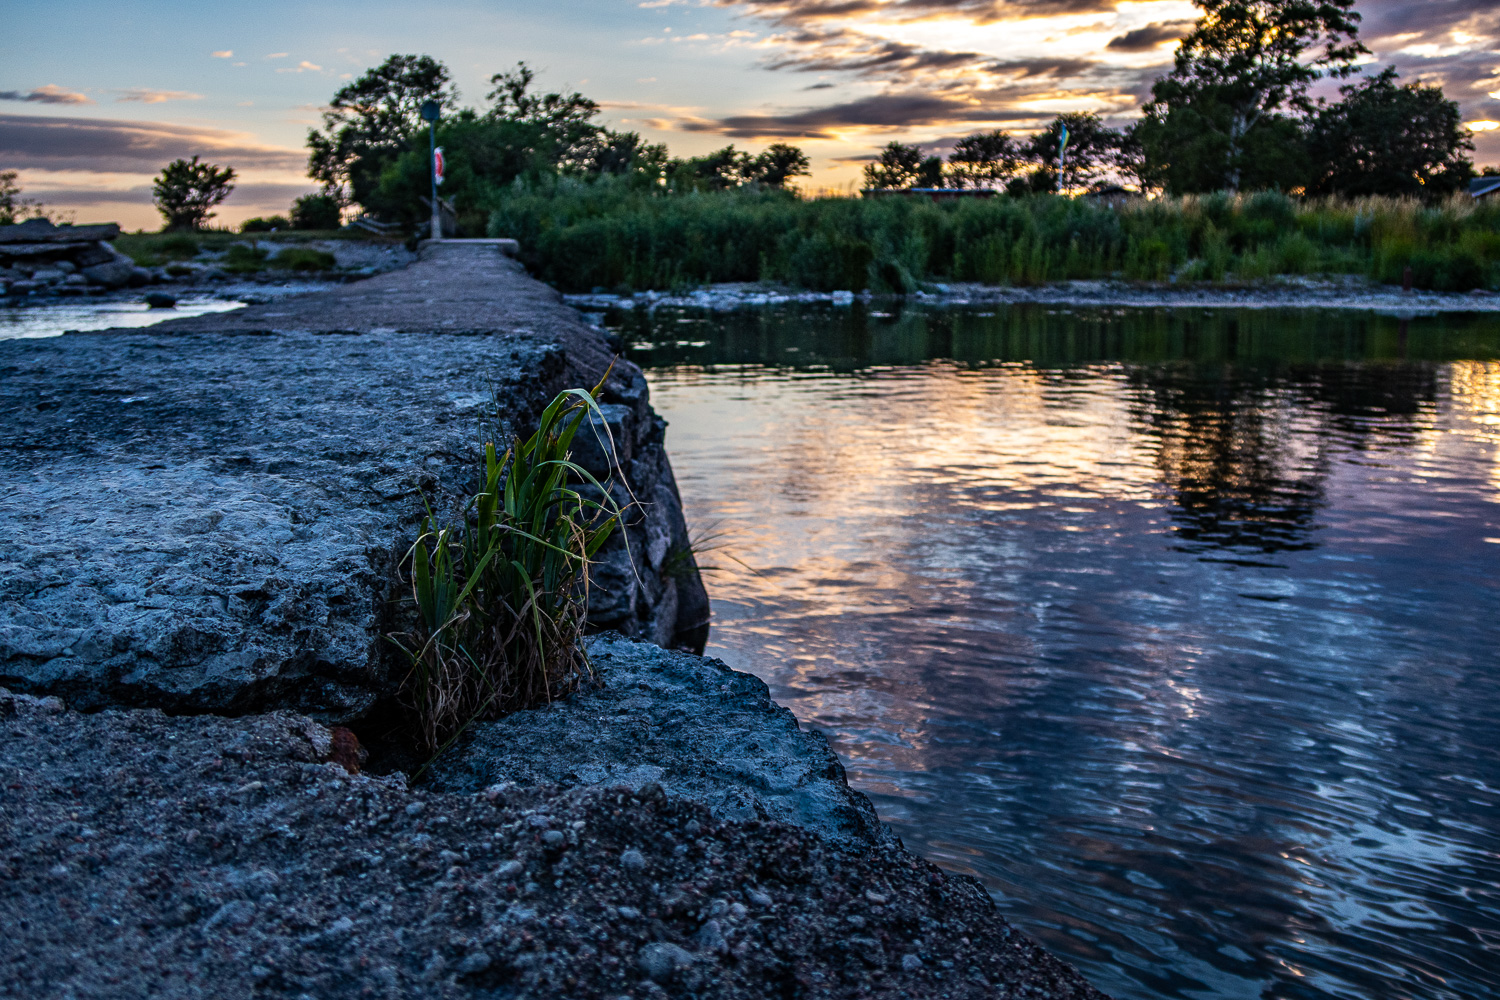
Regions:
[[390, 386, 623, 756], [488, 181, 1500, 293]]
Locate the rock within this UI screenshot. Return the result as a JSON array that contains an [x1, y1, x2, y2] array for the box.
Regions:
[[30, 268, 65, 284], [0, 219, 120, 244], [426, 635, 893, 848], [144, 292, 177, 308], [80, 244, 139, 289], [619, 848, 646, 873], [638, 942, 695, 982], [902, 954, 924, 972], [0, 246, 705, 719]]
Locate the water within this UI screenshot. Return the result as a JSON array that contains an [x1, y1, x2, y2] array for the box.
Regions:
[[612, 302, 1500, 1000], [0, 293, 246, 340]]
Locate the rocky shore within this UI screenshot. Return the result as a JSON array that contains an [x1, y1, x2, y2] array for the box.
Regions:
[[0, 241, 1107, 998], [567, 274, 1500, 316], [1, 219, 416, 300]]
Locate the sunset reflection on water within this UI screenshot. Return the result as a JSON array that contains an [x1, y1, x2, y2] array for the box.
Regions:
[[621, 303, 1500, 1000]]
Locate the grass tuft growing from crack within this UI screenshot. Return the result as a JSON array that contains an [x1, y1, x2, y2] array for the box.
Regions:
[[390, 384, 625, 759]]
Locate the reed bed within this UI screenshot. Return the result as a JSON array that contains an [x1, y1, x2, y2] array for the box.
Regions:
[[488, 183, 1500, 294]]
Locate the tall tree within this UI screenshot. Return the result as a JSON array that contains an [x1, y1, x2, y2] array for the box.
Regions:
[[946, 131, 1022, 188], [306, 54, 456, 208], [153, 156, 236, 231], [1306, 67, 1474, 198], [747, 143, 811, 188], [1140, 0, 1367, 193]]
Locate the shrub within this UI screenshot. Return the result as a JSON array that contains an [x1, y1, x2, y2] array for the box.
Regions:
[[269, 247, 336, 271], [390, 388, 624, 755], [240, 216, 290, 233], [222, 244, 269, 273], [291, 193, 343, 230]]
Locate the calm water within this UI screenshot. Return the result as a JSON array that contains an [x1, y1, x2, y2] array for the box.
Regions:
[[0, 294, 245, 340], [613, 303, 1500, 1000]]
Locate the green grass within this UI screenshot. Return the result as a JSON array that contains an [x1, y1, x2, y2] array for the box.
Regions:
[[487, 183, 1500, 293], [389, 386, 625, 757]]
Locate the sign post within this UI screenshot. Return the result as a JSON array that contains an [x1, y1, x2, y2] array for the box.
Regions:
[[420, 99, 441, 240], [1056, 122, 1069, 195]]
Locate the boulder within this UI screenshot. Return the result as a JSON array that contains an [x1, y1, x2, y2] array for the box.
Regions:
[[425, 634, 895, 848], [0, 218, 120, 244], [80, 244, 139, 289]]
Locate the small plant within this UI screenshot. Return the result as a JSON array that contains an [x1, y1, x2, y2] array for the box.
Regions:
[[241, 216, 290, 233], [223, 244, 269, 273], [391, 386, 625, 757], [269, 247, 336, 271]]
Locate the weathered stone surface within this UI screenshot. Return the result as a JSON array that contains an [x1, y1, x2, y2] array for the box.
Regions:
[[427, 634, 892, 848], [0, 219, 120, 244], [0, 243, 706, 720]]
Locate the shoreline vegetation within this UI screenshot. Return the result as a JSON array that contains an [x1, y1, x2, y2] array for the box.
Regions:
[[490, 185, 1500, 296]]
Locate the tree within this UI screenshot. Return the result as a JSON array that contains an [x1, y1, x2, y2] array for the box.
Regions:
[[672, 146, 752, 190], [746, 143, 811, 188], [1018, 113, 1121, 193], [1306, 67, 1474, 198], [290, 193, 343, 230], [946, 131, 1022, 188], [485, 62, 607, 173], [863, 142, 941, 189], [306, 54, 456, 208], [1140, 0, 1367, 192], [153, 156, 236, 231]]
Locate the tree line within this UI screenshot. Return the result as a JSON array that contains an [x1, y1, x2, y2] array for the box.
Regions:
[[135, 0, 1492, 234], [870, 0, 1480, 199]]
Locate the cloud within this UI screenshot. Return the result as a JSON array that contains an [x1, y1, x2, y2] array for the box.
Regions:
[[1106, 20, 1193, 52], [276, 60, 323, 74], [718, 0, 1121, 28], [114, 88, 203, 104], [0, 113, 307, 173], [0, 85, 92, 105], [674, 91, 1050, 139], [211, 50, 233, 58], [267, 52, 289, 59]]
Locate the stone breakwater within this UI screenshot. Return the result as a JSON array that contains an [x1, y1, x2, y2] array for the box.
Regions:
[[0, 242, 1108, 999], [0, 241, 708, 719]]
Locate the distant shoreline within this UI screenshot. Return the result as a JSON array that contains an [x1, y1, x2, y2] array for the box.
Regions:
[[566, 277, 1500, 316]]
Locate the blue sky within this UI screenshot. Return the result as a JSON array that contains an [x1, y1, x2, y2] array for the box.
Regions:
[[4, 0, 1498, 228]]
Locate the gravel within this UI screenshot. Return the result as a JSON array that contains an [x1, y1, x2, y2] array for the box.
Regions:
[[0, 688, 1108, 1000]]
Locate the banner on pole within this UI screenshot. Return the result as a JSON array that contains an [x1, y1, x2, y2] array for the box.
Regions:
[[434, 147, 446, 186]]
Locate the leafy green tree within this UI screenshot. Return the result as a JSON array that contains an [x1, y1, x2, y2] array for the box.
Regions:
[[947, 131, 1022, 188], [1017, 113, 1121, 193], [1140, 0, 1367, 193], [290, 193, 344, 230], [306, 54, 456, 208], [672, 146, 752, 191], [747, 143, 811, 188], [153, 156, 236, 231], [864, 142, 941, 189], [1306, 67, 1473, 198]]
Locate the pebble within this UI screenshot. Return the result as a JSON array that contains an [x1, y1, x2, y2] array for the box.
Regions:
[[746, 888, 774, 907], [619, 848, 646, 873], [616, 906, 642, 920], [865, 890, 888, 904], [457, 950, 492, 974], [497, 859, 523, 878], [404, 801, 425, 816], [902, 954, 924, 972], [541, 829, 567, 849], [638, 942, 695, 982]]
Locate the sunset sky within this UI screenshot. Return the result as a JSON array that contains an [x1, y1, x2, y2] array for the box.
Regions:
[[4, 0, 1499, 229]]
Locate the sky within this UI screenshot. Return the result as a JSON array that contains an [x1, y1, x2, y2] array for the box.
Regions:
[[3, 0, 1499, 230]]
